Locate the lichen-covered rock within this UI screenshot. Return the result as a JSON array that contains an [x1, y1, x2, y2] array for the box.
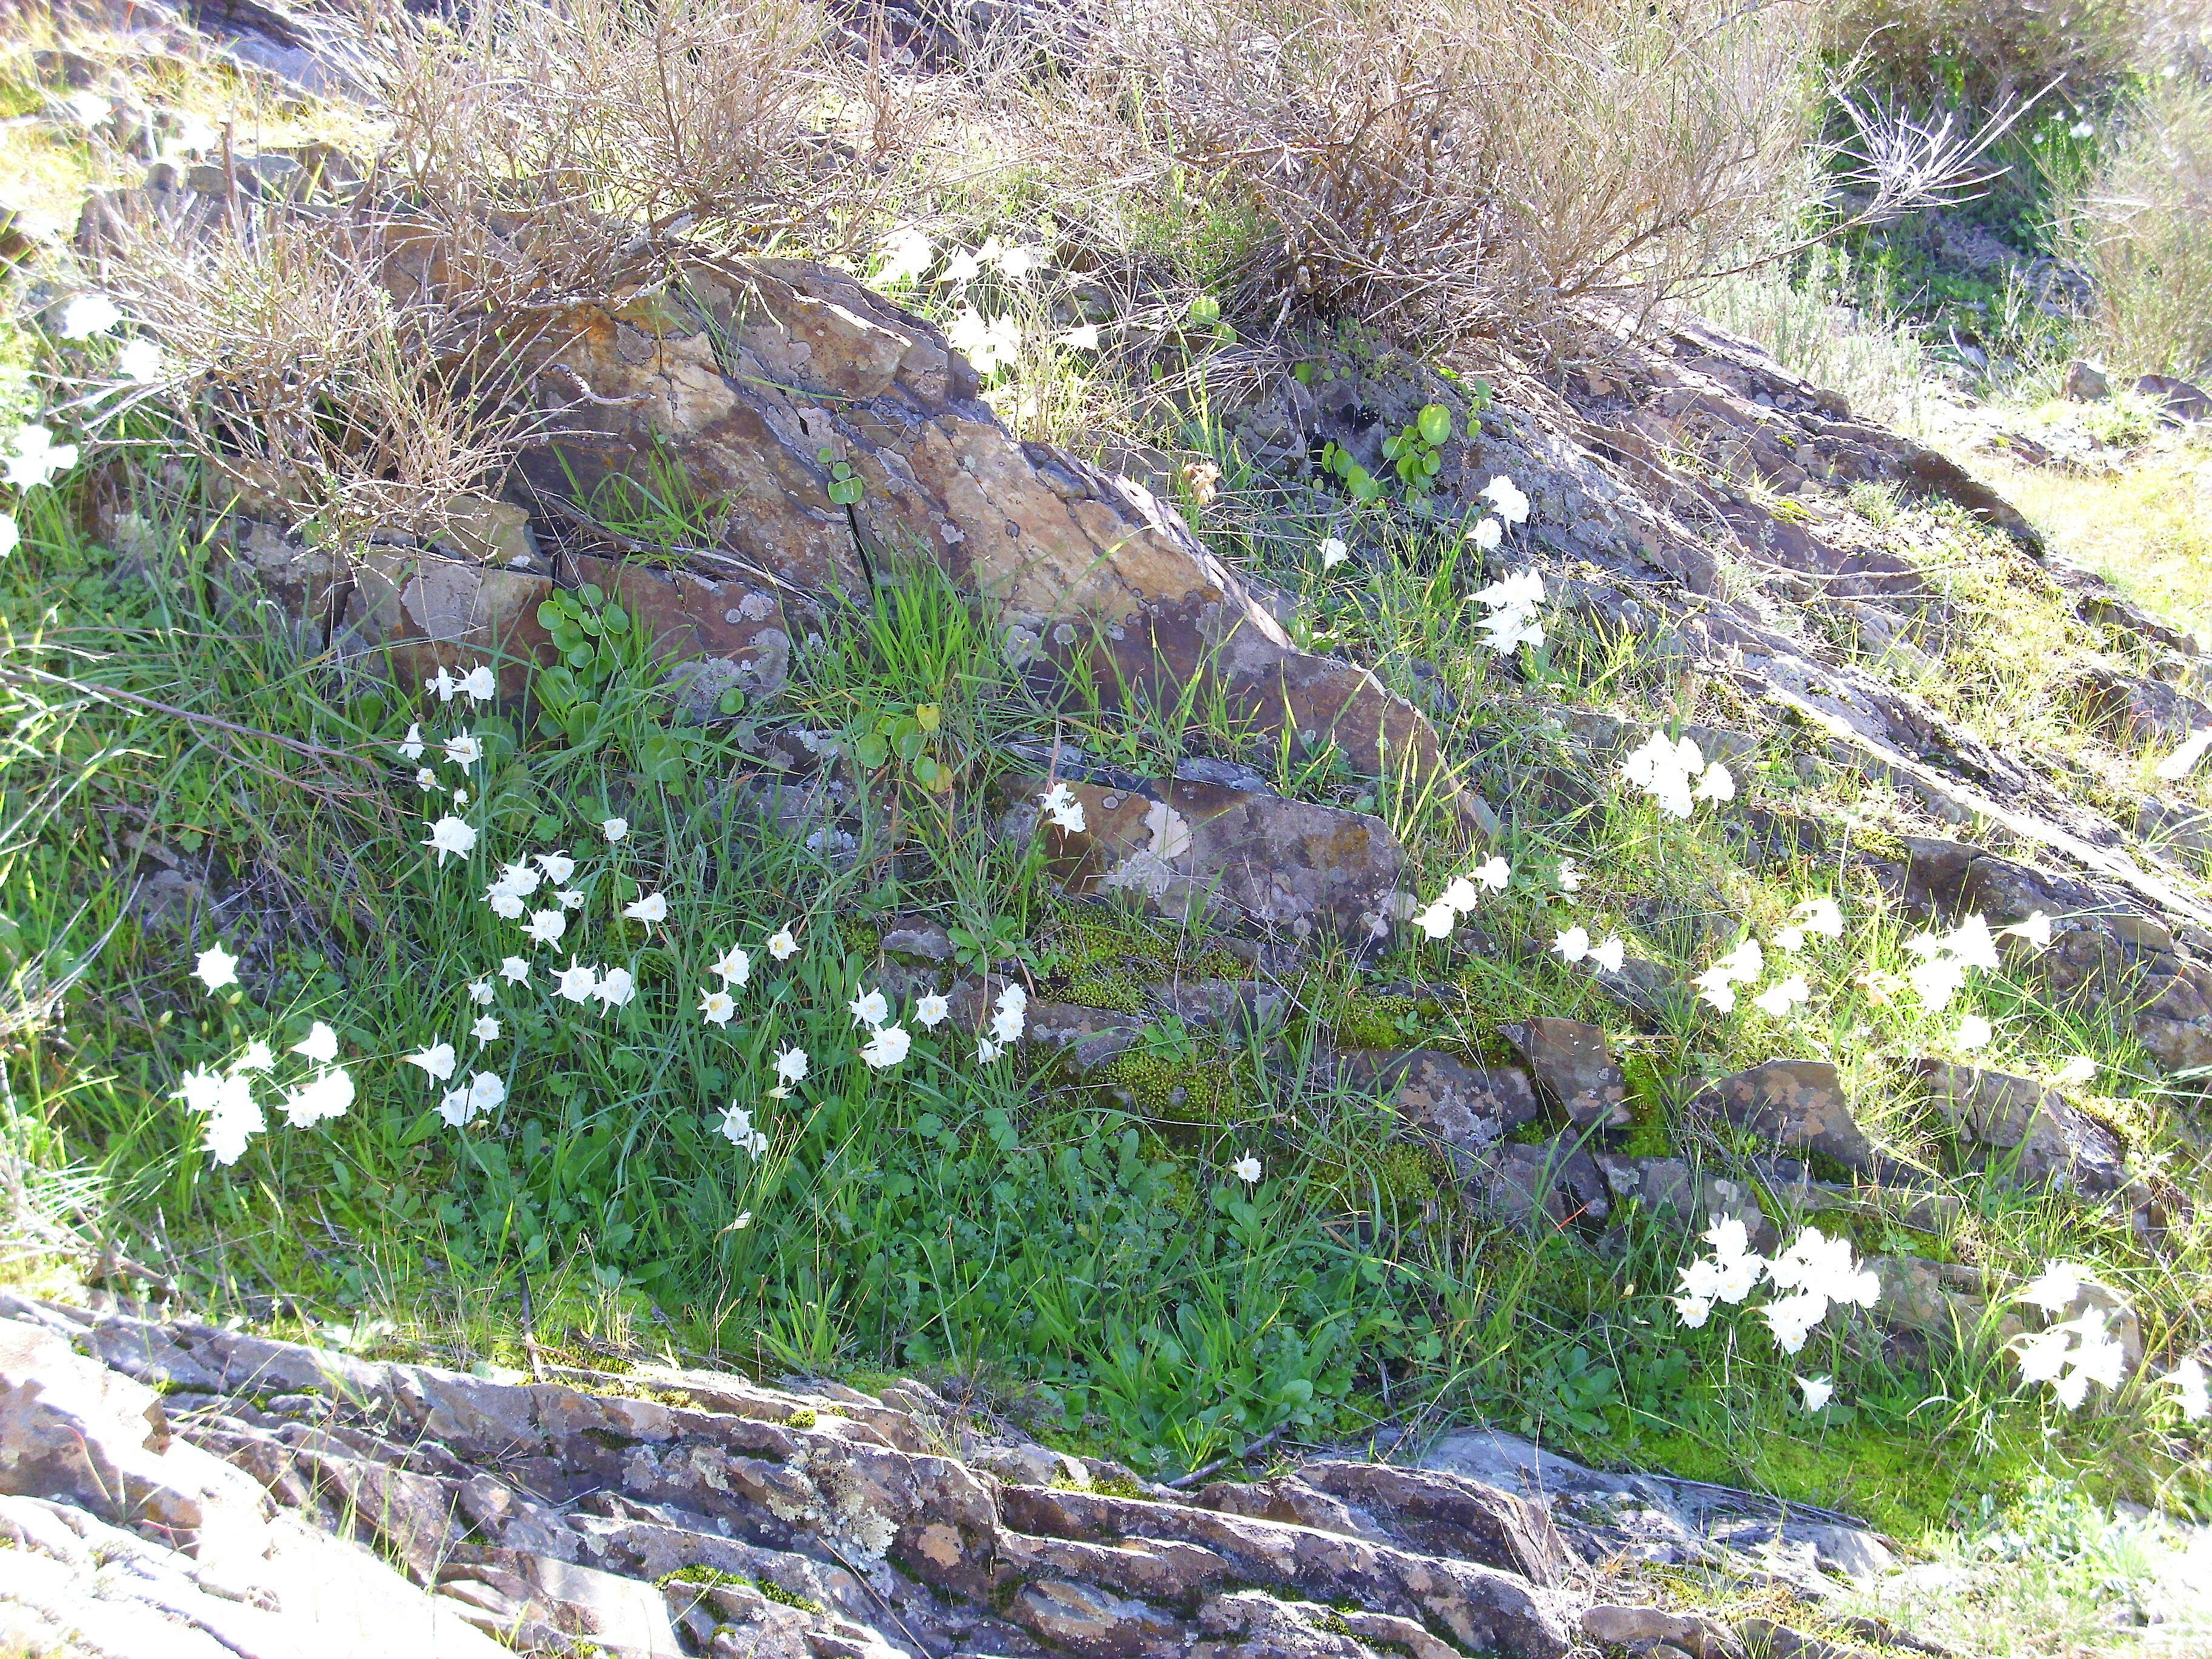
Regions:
[[1911, 1060, 2130, 1197], [1014, 771, 1410, 957], [1501, 1016, 1628, 1128], [1690, 1059, 1887, 1179], [1336, 1050, 1543, 1166]]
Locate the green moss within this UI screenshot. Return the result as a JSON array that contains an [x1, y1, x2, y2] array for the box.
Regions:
[[785, 1406, 818, 1429], [1094, 1045, 1243, 1122], [754, 1577, 827, 1614], [1365, 1141, 1456, 1216], [1036, 910, 1248, 1014], [1330, 993, 1426, 1050], [657, 1564, 748, 1589]]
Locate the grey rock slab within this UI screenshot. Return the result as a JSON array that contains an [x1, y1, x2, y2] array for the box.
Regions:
[[1290, 1461, 1573, 1586], [1501, 1016, 1629, 1127], [1419, 1427, 1888, 1589], [1481, 1134, 1613, 1232], [1689, 1059, 1888, 1179], [1017, 773, 1409, 959], [1336, 1050, 1542, 1164], [995, 1483, 1573, 1659], [1910, 1060, 2129, 1197]]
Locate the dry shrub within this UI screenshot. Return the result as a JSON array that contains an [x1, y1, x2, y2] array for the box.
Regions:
[[1005, 0, 1820, 363], [64, 0, 942, 547], [362, 0, 933, 290], [2059, 78, 2212, 377], [81, 201, 557, 548]]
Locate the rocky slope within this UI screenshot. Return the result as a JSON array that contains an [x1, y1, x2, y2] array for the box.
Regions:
[[0, 1292, 1937, 1658]]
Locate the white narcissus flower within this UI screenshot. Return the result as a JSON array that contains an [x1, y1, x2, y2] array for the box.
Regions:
[[1054, 323, 1101, 351], [557, 889, 584, 910], [5, 425, 78, 490], [1441, 876, 1481, 913], [1415, 901, 1456, 940], [1954, 1014, 1993, 1051], [1556, 857, 1582, 894], [1590, 936, 1625, 973], [977, 1037, 1005, 1062], [699, 988, 736, 1026], [595, 967, 636, 1010], [1319, 536, 1349, 569], [469, 1071, 504, 1113], [451, 787, 469, 808], [711, 946, 751, 986], [1794, 897, 1845, 937], [292, 1022, 339, 1064], [873, 224, 933, 286], [602, 817, 628, 843], [406, 1042, 457, 1081], [458, 664, 495, 703], [426, 667, 457, 702], [398, 723, 424, 761], [1692, 761, 1735, 804], [1231, 1153, 1261, 1184], [1553, 927, 1591, 964], [916, 991, 949, 1029], [536, 851, 576, 883], [2053, 1055, 2098, 1087], [718, 1102, 769, 1155], [1752, 974, 1811, 1018], [850, 988, 890, 1028], [860, 1024, 912, 1068], [443, 731, 482, 766], [59, 293, 123, 338], [774, 1046, 809, 1084], [500, 956, 530, 984], [2019, 1261, 2086, 1313], [623, 891, 668, 927], [1473, 856, 1510, 892], [0, 512, 16, 560], [768, 927, 799, 961], [524, 910, 568, 948], [423, 816, 477, 864], [2164, 1358, 2209, 1422], [116, 338, 163, 381], [415, 768, 437, 791], [1039, 781, 1086, 834], [471, 1015, 501, 1043], [1775, 927, 1806, 954], [1480, 475, 1530, 524], [193, 943, 238, 991], [491, 860, 541, 899], [437, 1085, 476, 1128], [1795, 1375, 1835, 1412], [1469, 517, 1503, 551], [1999, 911, 2054, 949], [231, 1040, 275, 1073], [941, 247, 982, 285], [468, 980, 495, 1005], [281, 1067, 353, 1127], [555, 960, 597, 1002], [487, 891, 527, 921]]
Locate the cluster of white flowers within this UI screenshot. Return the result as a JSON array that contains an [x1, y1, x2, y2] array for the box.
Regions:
[[1039, 780, 1086, 834], [1902, 914, 2003, 1011], [1692, 898, 1846, 1016], [0, 296, 169, 553], [1466, 475, 1529, 552], [717, 1102, 769, 1157], [1621, 732, 1736, 819], [1551, 927, 1626, 973], [1674, 1218, 1880, 1355], [177, 948, 353, 1165], [874, 230, 1064, 377], [1412, 855, 1510, 940], [1472, 569, 1544, 654]]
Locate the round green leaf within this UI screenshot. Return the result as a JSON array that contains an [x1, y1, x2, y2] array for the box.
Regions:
[[1418, 403, 1452, 446]]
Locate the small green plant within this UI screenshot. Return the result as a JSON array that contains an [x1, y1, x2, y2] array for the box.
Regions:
[[849, 702, 951, 791], [1518, 1344, 1623, 1439], [817, 447, 867, 507]]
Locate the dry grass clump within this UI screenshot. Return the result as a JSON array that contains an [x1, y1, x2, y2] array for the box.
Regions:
[[2058, 78, 2212, 378], [1020, 0, 1821, 363]]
